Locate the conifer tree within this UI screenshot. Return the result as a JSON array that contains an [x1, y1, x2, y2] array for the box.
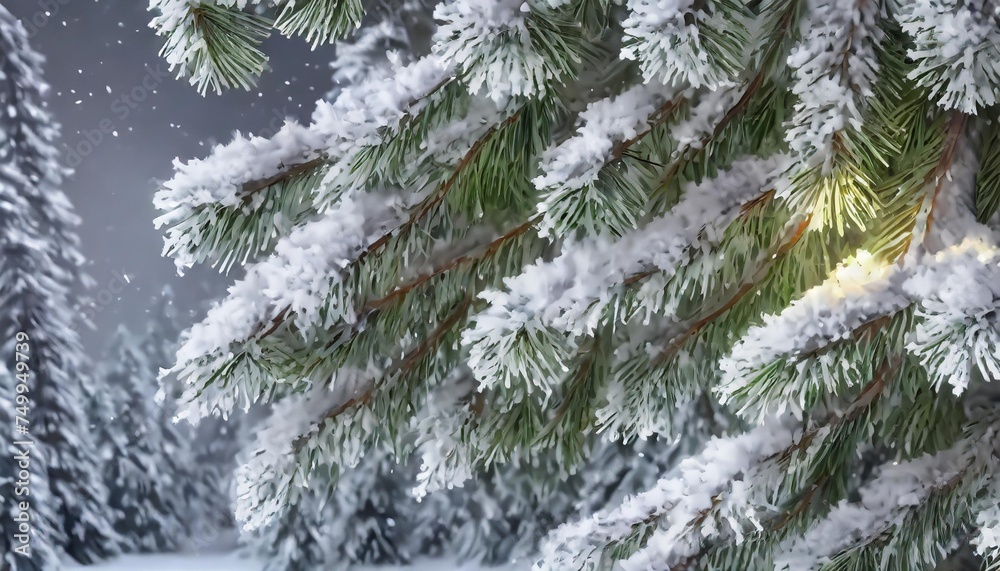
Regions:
[[251, 387, 415, 570], [0, 4, 117, 567], [144, 287, 239, 548], [92, 291, 240, 555], [97, 326, 187, 552], [151, 0, 1000, 568], [257, 486, 330, 571], [0, 368, 60, 570]]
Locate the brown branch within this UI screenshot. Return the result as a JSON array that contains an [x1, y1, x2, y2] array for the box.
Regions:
[[249, 112, 526, 343], [256, 306, 290, 340], [393, 295, 472, 379], [922, 111, 969, 239], [652, 215, 811, 366], [402, 76, 454, 115], [768, 475, 830, 532], [240, 156, 326, 197], [354, 110, 525, 269], [366, 217, 538, 312], [740, 189, 776, 217], [608, 94, 686, 162], [795, 313, 892, 362], [621, 190, 782, 289], [240, 94, 684, 346], [826, 461, 972, 557], [655, 0, 796, 192], [253, 218, 530, 343], [647, 357, 900, 570], [650, 494, 724, 571], [767, 353, 903, 466], [291, 296, 472, 454], [539, 336, 600, 435]]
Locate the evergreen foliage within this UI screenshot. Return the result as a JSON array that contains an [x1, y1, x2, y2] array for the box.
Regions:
[[253, 421, 414, 571], [0, 5, 118, 567], [150, 0, 1000, 568], [92, 289, 244, 555], [96, 326, 188, 552], [145, 287, 241, 549]]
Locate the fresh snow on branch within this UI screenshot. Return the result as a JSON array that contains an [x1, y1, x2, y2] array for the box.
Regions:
[[465, 155, 788, 395], [670, 85, 740, 150], [922, 144, 996, 251], [155, 53, 449, 215], [153, 120, 324, 217], [905, 241, 1000, 395], [309, 53, 453, 160], [171, 192, 404, 422], [621, 0, 745, 89], [785, 0, 879, 167], [719, 250, 911, 416], [533, 82, 671, 197], [898, 0, 1000, 113], [235, 371, 374, 531], [493, 154, 787, 334], [154, 53, 452, 267], [721, 234, 1000, 414], [774, 445, 969, 570], [432, 0, 565, 104], [974, 484, 1000, 565], [412, 373, 478, 496], [536, 419, 798, 571]]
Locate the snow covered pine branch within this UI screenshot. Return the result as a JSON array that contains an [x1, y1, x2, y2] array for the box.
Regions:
[[149, 0, 1000, 568]]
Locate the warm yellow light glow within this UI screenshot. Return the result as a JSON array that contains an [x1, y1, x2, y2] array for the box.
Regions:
[[825, 249, 893, 297]]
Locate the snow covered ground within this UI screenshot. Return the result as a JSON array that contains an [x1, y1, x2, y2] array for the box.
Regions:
[[68, 554, 530, 570], [67, 553, 262, 570]]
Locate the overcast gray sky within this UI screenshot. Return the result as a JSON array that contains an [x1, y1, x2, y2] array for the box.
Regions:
[[8, 0, 334, 352]]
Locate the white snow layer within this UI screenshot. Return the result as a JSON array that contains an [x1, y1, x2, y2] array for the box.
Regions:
[[235, 377, 371, 531], [476, 153, 788, 335], [720, 238, 1000, 413], [153, 121, 324, 216], [774, 446, 968, 570], [534, 82, 669, 194], [621, 0, 741, 89], [536, 419, 798, 571], [465, 154, 788, 396], [898, 0, 1000, 113], [172, 192, 404, 422], [432, 0, 555, 104], [785, 0, 879, 168], [154, 53, 450, 264]]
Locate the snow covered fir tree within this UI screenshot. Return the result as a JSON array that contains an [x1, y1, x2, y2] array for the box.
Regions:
[[0, 8, 247, 557], [146, 0, 1000, 569], [95, 325, 188, 552], [0, 4, 120, 568], [89, 289, 245, 557]]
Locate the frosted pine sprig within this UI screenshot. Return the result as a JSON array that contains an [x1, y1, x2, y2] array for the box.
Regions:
[[898, 0, 1000, 113], [432, 0, 574, 104], [784, 0, 880, 168], [906, 241, 1000, 395], [621, 0, 748, 89], [536, 419, 798, 571], [774, 444, 972, 570], [721, 238, 1000, 419], [465, 155, 788, 398], [534, 82, 675, 223], [171, 192, 405, 422]]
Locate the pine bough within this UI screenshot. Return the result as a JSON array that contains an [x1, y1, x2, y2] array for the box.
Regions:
[[150, 0, 1000, 568]]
